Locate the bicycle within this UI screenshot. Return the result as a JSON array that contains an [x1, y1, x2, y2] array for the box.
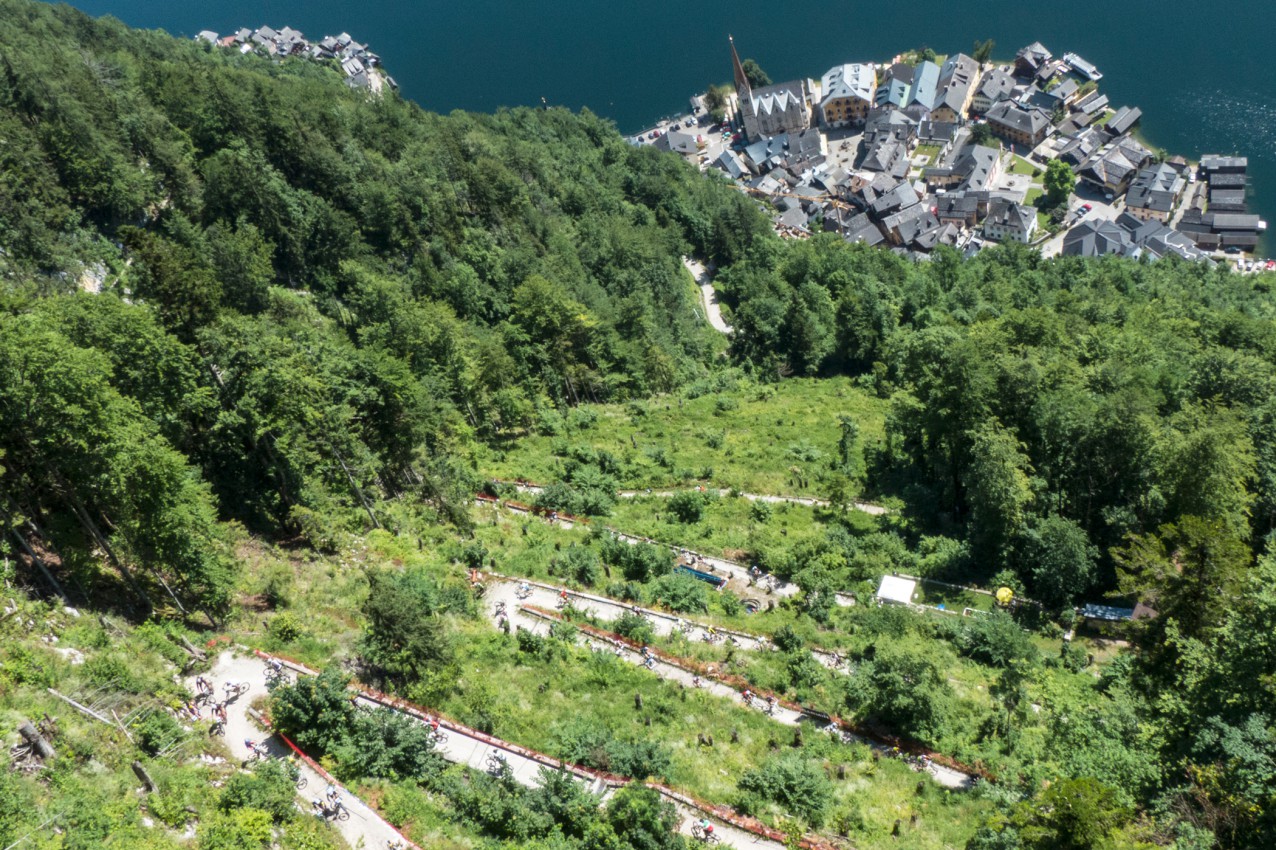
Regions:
[[515, 585, 533, 600], [330, 800, 350, 822], [691, 824, 721, 844], [486, 751, 509, 776], [429, 728, 449, 746], [265, 666, 291, 686], [224, 681, 250, 699]]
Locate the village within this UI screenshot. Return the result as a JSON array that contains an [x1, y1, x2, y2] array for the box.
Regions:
[[634, 40, 1269, 269], [193, 25, 395, 94]]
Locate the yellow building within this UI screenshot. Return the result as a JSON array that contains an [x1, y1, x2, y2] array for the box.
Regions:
[[819, 63, 876, 128]]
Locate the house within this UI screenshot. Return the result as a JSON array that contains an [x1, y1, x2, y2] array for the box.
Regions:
[[923, 144, 1001, 191], [935, 192, 981, 227], [1054, 113, 1094, 139], [930, 54, 979, 123], [1074, 91, 1110, 116], [196, 30, 220, 44], [1116, 213, 1211, 262], [882, 203, 938, 246], [251, 26, 278, 46], [1057, 126, 1109, 167], [731, 38, 810, 140], [714, 149, 748, 180], [656, 129, 702, 157], [1014, 42, 1053, 79], [1125, 163, 1185, 221], [1208, 187, 1248, 212], [1062, 52, 1103, 81], [917, 119, 959, 146], [839, 212, 888, 246], [1200, 155, 1248, 176], [971, 68, 1016, 114], [985, 101, 1052, 148], [1105, 106, 1142, 136], [869, 181, 920, 219], [1174, 210, 1261, 251], [1063, 219, 1136, 257], [907, 61, 942, 112], [983, 198, 1037, 243], [819, 63, 876, 127], [1077, 134, 1153, 196], [875, 63, 914, 109]]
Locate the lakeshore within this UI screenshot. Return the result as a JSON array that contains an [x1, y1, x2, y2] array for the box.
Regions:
[[633, 41, 1267, 269]]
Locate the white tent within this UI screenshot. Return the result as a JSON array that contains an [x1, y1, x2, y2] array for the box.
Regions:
[[876, 575, 917, 606]]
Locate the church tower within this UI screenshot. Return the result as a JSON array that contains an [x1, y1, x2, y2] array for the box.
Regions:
[[730, 35, 751, 97]]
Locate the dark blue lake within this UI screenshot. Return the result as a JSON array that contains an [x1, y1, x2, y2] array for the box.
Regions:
[[59, 0, 1276, 252]]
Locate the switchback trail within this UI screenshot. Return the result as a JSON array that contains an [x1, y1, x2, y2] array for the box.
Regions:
[[485, 580, 975, 790], [250, 649, 814, 850], [190, 652, 417, 850]]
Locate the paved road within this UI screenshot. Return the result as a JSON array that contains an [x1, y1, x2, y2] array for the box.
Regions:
[[191, 653, 413, 850], [684, 257, 732, 334], [487, 582, 973, 790]]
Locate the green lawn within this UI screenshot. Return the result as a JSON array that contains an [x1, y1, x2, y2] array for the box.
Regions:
[[471, 376, 888, 499], [1009, 155, 1040, 177], [1023, 186, 1043, 206]]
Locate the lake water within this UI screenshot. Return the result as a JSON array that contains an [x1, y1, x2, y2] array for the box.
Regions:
[[60, 0, 1276, 252]]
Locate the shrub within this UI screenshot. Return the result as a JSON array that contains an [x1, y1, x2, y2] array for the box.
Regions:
[[359, 567, 458, 686], [267, 612, 304, 643], [953, 611, 1036, 668], [668, 490, 706, 523], [331, 707, 443, 782], [720, 591, 743, 616], [270, 667, 355, 756], [135, 710, 183, 756], [650, 572, 709, 613], [772, 625, 805, 653], [750, 501, 772, 523], [738, 751, 834, 826], [219, 759, 296, 823], [607, 738, 672, 780], [613, 611, 655, 645], [845, 639, 953, 740], [551, 545, 602, 586], [600, 538, 673, 583]]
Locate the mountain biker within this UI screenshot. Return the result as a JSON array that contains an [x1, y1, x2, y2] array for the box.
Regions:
[[692, 675, 703, 688], [325, 784, 339, 803], [741, 688, 752, 704], [195, 676, 211, 695], [268, 657, 283, 675], [428, 716, 440, 735], [766, 695, 777, 713], [518, 581, 530, 596], [697, 818, 714, 837]]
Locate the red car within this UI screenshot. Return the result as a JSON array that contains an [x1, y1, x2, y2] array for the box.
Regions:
[[1079, 203, 1093, 213]]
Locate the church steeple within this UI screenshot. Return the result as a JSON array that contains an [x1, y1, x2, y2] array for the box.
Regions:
[[729, 35, 751, 96]]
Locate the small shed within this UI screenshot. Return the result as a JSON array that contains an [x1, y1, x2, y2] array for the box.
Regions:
[[876, 575, 917, 606]]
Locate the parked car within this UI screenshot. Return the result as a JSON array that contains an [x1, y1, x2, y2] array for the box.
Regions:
[[1079, 203, 1093, 213]]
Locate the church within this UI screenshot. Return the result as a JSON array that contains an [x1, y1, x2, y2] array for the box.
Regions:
[[730, 37, 811, 141]]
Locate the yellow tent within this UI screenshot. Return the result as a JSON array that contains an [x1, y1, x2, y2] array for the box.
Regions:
[[995, 586, 1015, 606]]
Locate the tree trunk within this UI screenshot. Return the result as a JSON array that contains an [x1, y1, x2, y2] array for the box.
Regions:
[[17, 721, 54, 760], [131, 760, 158, 793]]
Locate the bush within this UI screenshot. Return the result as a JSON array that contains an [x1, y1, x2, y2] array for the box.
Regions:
[[135, 710, 183, 756], [607, 738, 672, 780], [267, 612, 304, 643], [551, 545, 602, 586], [772, 625, 805, 653], [720, 591, 744, 616], [331, 707, 443, 782], [219, 759, 296, 823], [270, 667, 355, 756], [952, 612, 1037, 668], [650, 572, 709, 613], [845, 639, 952, 740], [601, 538, 673, 583], [750, 501, 772, 523], [738, 751, 834, 826], [613, 611, 655, 645], [359, 567, 458, 686], [668, 490, 706, 523]]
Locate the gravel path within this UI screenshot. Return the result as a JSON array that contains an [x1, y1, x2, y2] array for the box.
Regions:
[[190, 652, 414, 850], [684, 257, 732, 334]]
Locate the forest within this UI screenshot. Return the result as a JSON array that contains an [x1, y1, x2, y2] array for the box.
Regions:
[[0, 1, 1272, 849]]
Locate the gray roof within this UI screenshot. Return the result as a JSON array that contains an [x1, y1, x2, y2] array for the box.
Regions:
[[869, 181, 920, 218], [934, 53, 979, 114], [986, 198, 1036, 233], [1208, 172, 1247, 188], [1063, 219, 1136, 257], [936, 192, 980, 217], [975, 69, 1016, 106], [1201, 155, 1248, 173], [820, 63, 875, 108], [986, 100, 1051, 137], [908, 61, 942, 111], [1075, 91, 1110, 115], [748, 80, 808, 120], [1105, 106, 1142, 136], [1126, 163, 1184, 213], [714, 149, 747, 179]]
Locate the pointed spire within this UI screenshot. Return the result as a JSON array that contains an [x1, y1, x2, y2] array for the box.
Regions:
[[729, 35, 751, 96]]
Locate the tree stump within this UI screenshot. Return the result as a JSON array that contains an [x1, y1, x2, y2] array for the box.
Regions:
[[132, 760, 158, 793], [18, 721, 54, 760]]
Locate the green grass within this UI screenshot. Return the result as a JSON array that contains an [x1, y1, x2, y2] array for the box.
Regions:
[[470, 376, 888, 499], [1023, 186, 1043, 206], [1009, 155, 1040, 177], [436, 625, 994, 848], [914, 143, 943, 164]]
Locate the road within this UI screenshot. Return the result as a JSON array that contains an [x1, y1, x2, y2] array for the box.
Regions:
[[684, 257, 732, 334], [486, 581, 973, 790], [190, 653, 414, 850]]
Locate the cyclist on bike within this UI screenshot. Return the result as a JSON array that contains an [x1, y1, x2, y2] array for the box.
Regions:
[[195, 676, 212, 695], [691, 675, 703, 688], [325, 784, 339, 804], [766, 695, 777, 714], [741, 688, 752, 705], [428, 716, 441, 736], [518, 581, 531, 597], [697, 818, 715, 838]]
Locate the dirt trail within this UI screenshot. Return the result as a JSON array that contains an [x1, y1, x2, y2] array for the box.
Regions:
[[191, 652, 414, 849], [684, 257, 732, 334]]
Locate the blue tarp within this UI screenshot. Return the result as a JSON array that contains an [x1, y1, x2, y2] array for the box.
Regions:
[[1080, 604, 1135, 621], [675, 565, 727, 590]]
